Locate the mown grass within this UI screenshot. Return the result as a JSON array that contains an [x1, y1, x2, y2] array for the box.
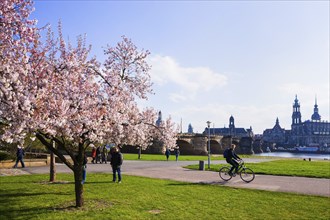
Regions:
[[0, 173, 329, 220], [122, 153, 264, 161], [186, 159, 330, 178]]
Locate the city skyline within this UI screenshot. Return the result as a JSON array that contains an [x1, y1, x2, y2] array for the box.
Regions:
[[32, 1, 329, 134]]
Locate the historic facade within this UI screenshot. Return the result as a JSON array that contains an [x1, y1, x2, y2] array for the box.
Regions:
[[203, 115, 253, 138], [262, 96, 330, 148]]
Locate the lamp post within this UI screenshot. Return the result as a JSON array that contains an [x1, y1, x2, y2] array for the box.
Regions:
[[206, 121, 211, 169]]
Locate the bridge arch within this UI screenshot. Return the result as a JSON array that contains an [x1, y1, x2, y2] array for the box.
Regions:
[[176, 139, 195, 155], [210, 139, 222, 154]]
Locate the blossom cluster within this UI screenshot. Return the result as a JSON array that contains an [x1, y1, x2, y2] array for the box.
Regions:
[[0, 0, 177, 150]]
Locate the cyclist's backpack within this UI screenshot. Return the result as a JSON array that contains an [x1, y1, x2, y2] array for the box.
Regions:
[[223, 148, 230, 158]]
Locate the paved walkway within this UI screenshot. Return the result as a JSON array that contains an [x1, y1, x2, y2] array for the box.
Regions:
[[7, 159, 330, 197]]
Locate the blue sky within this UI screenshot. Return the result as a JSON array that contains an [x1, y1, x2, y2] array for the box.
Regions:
[[32, 0, 329, 134]]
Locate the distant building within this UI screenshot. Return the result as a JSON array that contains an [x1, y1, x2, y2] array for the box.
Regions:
[[263, 96, 330, 148], [203, 115, 253, 138], [188, 123, 194, 134], [156, 111, 162, 127], [262, 118, 288, 145]]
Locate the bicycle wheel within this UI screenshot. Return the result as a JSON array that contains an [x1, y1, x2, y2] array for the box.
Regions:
[[240, 168, 255, 183], [219, 167, 232, 181]]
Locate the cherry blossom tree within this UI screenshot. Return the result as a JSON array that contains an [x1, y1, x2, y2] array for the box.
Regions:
[[1, 0, 177, 207]]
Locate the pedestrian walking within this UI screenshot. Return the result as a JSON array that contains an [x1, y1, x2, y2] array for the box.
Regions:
[[110, 146, 123, 183], [13, 146, 25, 168]]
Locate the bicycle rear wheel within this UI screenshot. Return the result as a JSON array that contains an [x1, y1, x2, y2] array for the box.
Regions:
[[240, 168, 255, 183], [219, 167, 232, 181]]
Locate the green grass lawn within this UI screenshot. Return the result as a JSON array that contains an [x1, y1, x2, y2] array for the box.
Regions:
[[0, 173, 329, 220], [186, 159, 330, 178], [122, 153, 263, 161]]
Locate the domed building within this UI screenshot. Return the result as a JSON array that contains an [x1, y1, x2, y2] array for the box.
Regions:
[[263, 95, 330, 149]]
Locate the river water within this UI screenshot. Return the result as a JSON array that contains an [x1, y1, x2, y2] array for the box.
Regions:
[[256, 152, 330, 160]]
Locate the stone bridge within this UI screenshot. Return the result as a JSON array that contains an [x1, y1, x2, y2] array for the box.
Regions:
[[177, 134, 226, 155], [121, 133, 254, 155], [176, 133, 254, 155]]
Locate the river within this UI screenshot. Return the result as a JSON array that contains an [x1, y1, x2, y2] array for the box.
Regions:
[[256, 152, 330, 160]]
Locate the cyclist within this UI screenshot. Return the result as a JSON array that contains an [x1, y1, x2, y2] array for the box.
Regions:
[[225, 143, 242, 176]]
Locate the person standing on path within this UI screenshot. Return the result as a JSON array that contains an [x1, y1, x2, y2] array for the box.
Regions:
[[96, 146, 101, 164], [82, 153, 88, 184], [13, 146, 25, 168], [165, 148, 171, 161], [174, 147, 180, 161], [91, 146, 96, 164], [110, 146, 123, 183], [102, 145, 108, 164]]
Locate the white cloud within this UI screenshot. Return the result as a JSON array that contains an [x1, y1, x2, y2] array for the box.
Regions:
[[148, 55, 228, 99], [169, 93, 187, 103]]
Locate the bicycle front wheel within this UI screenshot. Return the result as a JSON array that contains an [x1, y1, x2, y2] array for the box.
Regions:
[[240, 168, 255, 183], [219, 167, 232, 181]]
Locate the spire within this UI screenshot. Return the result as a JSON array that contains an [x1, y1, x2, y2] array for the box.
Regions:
[[311, 96, 321, 121], [229, 115, 235, 135], [292, 95, 302, 125], [273, 117, 282, 130], [314, 96, 318, 109]]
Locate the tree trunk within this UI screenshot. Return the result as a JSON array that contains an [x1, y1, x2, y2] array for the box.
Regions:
[[50, 151, 56, 182], [50, 140, 56, 182], [73, 165, 84, 207]]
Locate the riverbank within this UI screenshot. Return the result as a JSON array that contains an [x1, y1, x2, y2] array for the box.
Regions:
[[256, 152, 330, 160]]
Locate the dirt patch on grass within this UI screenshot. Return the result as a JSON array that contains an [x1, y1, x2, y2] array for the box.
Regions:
[[38, 180, 72, 184], [0, 168, 30, 176], [148, 209, 162, 214]]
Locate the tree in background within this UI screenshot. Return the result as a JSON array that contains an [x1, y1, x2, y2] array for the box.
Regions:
[[0, 0, 177, 207]]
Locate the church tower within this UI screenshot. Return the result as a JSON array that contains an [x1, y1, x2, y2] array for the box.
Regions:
[[311, 97, 321, 121], [292, 95, 302, 125], [229, 115, 235, 135]]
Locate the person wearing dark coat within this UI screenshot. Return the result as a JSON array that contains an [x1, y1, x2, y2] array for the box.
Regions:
[[110, 147, 123, 183], [13, 146, 25, 168], [226, 144, 241, 176], [82, 154, 88, 184], [96, 146, 101, 164], [165, 148, 170, 161], [174, 148, 180, 161]]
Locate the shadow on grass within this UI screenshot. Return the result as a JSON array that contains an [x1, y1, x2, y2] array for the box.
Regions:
[[0, 207, 56, 220], [167, 181, 232, 187], [0, 191, 72, 198]]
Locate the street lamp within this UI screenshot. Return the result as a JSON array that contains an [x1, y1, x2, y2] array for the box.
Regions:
[[206, 121, 211, 169]]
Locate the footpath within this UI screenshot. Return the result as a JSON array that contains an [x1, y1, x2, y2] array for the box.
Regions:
[[2, 158, 330, 197]]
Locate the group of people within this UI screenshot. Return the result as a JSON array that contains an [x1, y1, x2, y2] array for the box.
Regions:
[[13, 142, 241, 184], [165, 147, 180, 161], [82, 145, 123, 184], [91, 145, 109, 164]]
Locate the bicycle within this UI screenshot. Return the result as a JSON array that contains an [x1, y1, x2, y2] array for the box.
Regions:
[[219, 160, 255, 183]]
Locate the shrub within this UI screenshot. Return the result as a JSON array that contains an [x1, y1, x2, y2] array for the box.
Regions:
[[0, 151, 14, 161]]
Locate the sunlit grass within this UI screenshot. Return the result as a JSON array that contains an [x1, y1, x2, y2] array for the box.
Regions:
[[122, 153, 267, 161], [0, 173, 329, 220], [186, 159, 330, 178]]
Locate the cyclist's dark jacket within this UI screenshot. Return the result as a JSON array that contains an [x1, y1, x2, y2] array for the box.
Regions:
[[226, 149, 241, 162]]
